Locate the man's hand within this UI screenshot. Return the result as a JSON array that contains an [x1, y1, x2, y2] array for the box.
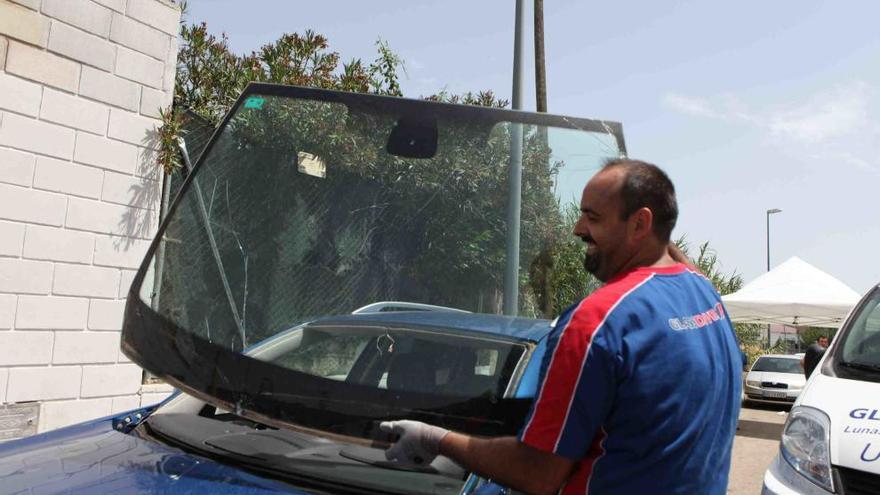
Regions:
[[380, 420, 449, 466]]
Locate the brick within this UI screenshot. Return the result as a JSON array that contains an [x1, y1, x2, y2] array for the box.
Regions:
[[79, 66, 140, 112], [0, 368, 7, 403], [0, 183, 67, 225], [94, 235, 151, 269], [0, 294, 15, 328], [0, 111, 76, 159], [6, 366, 82, 402], [140, 390, 171, 406], [47, 21, 116, 72], [0, 1, 50, 47], [33, 156, 103, 198], [102, 171, 160, 209], [108, 108, 160, 147], [0, 146, 36, 186], [40, 88, 109, 136], [15, 295, 88, 329], [93, 0, 124, 13], [0, 331, 53, 365], [118, 269, 136, 298], [0, 258, 52, 294], [139, 86, 170, 119], [39, 397, 112, 432], [134, 146, 161, 179], [23, 225, 94, 264], [53, 331, 120, 364], [5, 40, 79, 92], [126, 0, 179, 36], [88, 298, 125, 330], [0, 36, 7, 70], [115, 46, 163, 89], [0, 73, 42, 117], [66, 197, 156, 239], [41, 0, 111, 37], [0, 221, 25, 256], [73, 132, 137, 173], [53, 264, 120, 299], [110, 13, 168, 61], [9, 0, 40, 9], [81, 363, 142, 397], [111, 395, 141, 413], [162, 44, 176, 91]]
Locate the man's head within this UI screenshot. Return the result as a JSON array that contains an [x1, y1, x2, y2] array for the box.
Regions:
[[818, 336, 829, 347], [573, 159, 678, 282]]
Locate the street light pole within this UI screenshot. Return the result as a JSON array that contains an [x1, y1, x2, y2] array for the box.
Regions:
[[765, 208, 782, 347], [502, 0, 526, 316]]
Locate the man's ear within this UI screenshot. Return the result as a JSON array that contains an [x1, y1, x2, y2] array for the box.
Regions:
[[630, 207, 653, 240]]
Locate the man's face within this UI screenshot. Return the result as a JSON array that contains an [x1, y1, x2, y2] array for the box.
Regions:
[[572, 169, 635, 282], [818, 336, 829, 347]]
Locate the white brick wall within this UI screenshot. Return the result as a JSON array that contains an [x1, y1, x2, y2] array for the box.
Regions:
[[53, 331, 119, 364], [7, 366, 82, 402], [23, 224, 94, 263], [0, 73, 42, 117], [0, 0, 180, 440], [81, 363, 142, 397], [0, 294, 16, 328], [39, 397, 112, 432], [0, 221, 25, 256], [0, 331, 53, 365], [0, 147, 36, 187], [15, 295, 88, 329]]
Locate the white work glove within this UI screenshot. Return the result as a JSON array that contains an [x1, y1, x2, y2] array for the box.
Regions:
[[379, 420, 449, 466]]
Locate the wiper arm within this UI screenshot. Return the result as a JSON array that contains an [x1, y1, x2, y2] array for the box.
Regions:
[[179, 139, 247, 348], [839, 361, 880, 372]]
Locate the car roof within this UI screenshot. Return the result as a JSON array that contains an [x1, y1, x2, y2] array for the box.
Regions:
[[312, 311, 553, 342], [756, 354, 801, 360]]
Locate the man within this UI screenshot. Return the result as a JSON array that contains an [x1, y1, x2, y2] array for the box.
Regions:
[[802, 335, 829, 378], [381, 159, 742, 494]]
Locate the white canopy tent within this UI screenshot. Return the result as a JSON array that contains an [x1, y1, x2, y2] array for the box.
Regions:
[[721, 256, 861, 328]]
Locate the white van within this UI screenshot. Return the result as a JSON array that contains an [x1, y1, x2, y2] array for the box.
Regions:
[[763, 284, 880, 494]]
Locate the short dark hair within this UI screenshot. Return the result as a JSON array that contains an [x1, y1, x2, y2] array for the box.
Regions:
[[602, 159, 678, 242]]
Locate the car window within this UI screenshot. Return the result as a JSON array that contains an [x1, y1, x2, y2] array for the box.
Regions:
[[751, 357, 802, 374]]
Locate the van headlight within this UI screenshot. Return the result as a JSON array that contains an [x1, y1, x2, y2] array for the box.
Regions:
[[780, 406, 834, 492], [746, 380, 761, 387]]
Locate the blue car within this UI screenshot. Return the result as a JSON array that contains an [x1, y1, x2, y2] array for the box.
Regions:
[[0, 84, 626, 494]]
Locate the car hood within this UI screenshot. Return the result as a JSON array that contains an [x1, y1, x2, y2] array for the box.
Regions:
[[0, 409, 308, 494], [798, 373, 880, 474], [747, 371, 805, 387]]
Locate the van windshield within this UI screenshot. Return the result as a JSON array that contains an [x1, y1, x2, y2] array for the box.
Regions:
[[838, 288, 880, 371]]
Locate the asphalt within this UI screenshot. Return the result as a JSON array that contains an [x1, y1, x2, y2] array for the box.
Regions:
[[728, 401, 790, 495]]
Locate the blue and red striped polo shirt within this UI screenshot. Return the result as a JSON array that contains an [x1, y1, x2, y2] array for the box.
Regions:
[[519, 263, 741, 494]]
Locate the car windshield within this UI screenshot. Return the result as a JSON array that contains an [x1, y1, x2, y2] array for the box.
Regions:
[[122, 85, 625, 465], [838, 287, 880, 369], [752, 357, 802, 374]]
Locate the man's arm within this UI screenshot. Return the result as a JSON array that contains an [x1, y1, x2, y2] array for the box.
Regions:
[[440, 432, 575, 495]]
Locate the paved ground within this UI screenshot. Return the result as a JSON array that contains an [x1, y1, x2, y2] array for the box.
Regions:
[[728, 401, 791, 495]]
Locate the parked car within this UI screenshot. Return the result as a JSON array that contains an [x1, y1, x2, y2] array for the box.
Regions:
[[763, 283, 880, 494], [743, 354, 806, 405], [0, 84, 628, 494]]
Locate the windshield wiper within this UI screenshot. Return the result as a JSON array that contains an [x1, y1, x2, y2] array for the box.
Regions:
[[839, 361, 880, 373]]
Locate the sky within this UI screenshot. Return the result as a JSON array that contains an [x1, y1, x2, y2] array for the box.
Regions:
[[186, 0, 880, 293]]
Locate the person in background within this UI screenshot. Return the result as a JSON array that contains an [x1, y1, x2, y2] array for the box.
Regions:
[[802, 335, 829, 378]]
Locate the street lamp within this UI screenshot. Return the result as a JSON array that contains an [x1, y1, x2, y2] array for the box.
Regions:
[[766, 208, 782, 271], [765, 208, 782, 347]]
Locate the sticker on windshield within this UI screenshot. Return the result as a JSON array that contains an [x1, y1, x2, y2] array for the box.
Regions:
[[244, 96, 265, 110], [297, 152, 327, 178]]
